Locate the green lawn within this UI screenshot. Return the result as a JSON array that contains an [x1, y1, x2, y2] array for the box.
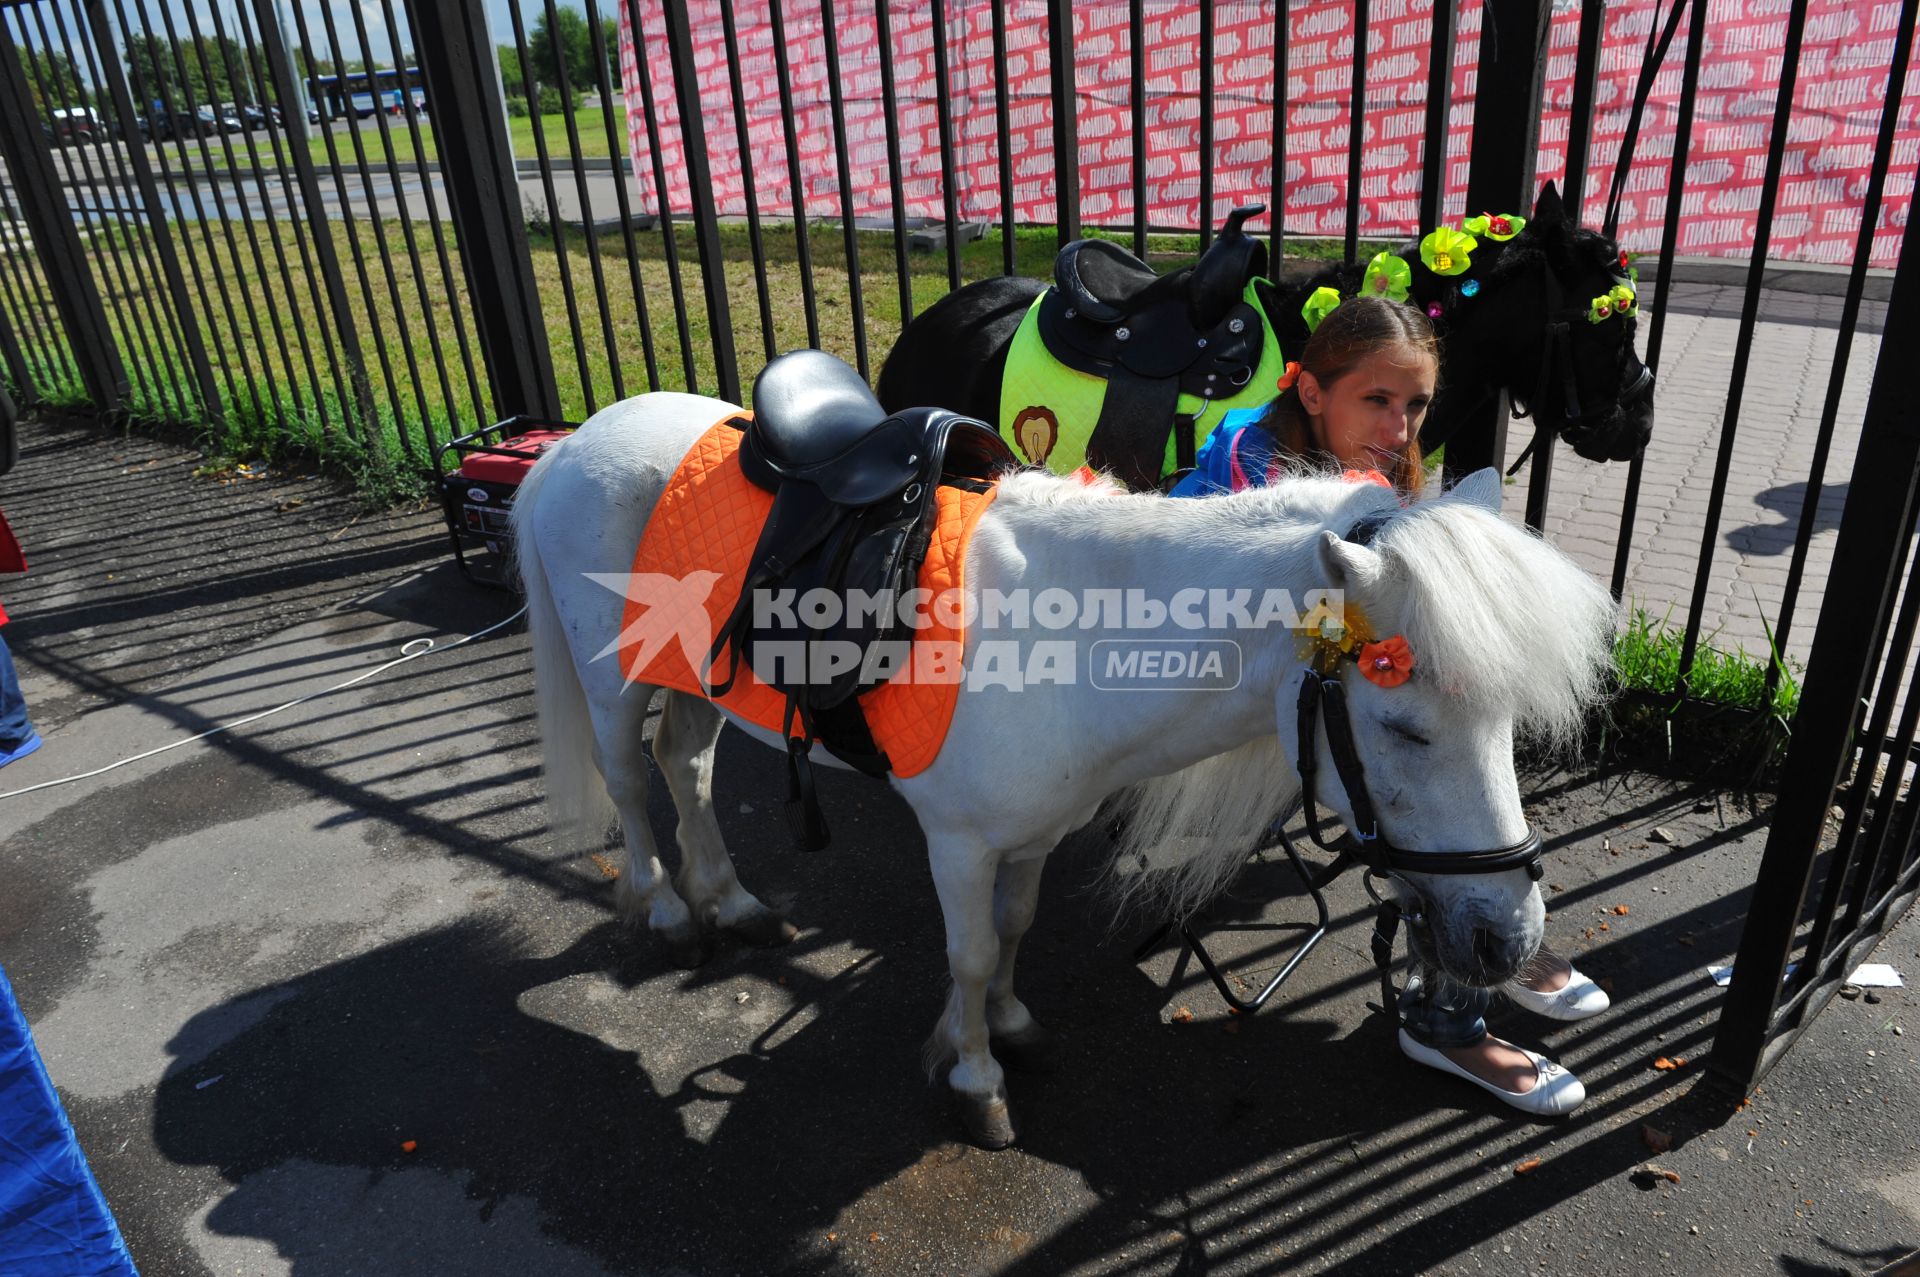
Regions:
[[144, 107, 627, 175]]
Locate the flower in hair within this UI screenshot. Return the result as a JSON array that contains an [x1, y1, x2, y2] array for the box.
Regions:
[[1363, 252, 1412, 303], [1301, 286, 1343, 333], [1463, 212, 1526, 241], [1277, 360, 1303, 392], [1588, 294, 1615, 323], [1419, 226, 1477, 276], [1609, 283, 1637, 316], [1358, 635, 1415, 688]]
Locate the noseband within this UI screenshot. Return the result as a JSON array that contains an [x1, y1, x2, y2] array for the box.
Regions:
[[1291, 513, 1545, 1010]]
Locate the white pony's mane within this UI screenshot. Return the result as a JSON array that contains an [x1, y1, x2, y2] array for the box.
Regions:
[[1100, 470, 1617, 921]]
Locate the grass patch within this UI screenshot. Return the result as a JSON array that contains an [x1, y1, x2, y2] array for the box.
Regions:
[[146, 109, 627, 175], [1595, 602, 1804, 787]]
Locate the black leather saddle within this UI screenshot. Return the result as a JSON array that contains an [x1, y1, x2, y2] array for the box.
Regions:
[[705, 349, 1014, 851], [1037, 204, 1272, 492]]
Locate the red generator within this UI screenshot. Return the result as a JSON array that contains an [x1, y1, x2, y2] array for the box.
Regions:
[[436, 417, 578, 589]]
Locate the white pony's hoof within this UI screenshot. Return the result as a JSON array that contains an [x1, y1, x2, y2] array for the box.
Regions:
[[726, 907, 799, 948], [955, 1090, 1017, 1149]]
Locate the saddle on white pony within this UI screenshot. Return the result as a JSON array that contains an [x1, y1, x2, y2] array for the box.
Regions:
[[637, 351, 1015, 851]]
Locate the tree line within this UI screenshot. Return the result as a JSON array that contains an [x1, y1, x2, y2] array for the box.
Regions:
[[20, 6, 617, 121]]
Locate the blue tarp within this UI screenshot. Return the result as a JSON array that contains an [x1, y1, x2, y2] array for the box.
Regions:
[[0, 966, 137, 1276]]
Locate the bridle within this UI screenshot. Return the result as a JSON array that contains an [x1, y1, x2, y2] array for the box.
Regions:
[[1291, 511, 1545, 1012], [1505, 263, 1654, 473]]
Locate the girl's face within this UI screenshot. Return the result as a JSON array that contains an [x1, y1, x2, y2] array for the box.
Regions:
[[1298, 346, 1437, 473]]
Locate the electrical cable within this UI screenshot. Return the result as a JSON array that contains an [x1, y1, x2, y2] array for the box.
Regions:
[[0, 605, 527, 801]]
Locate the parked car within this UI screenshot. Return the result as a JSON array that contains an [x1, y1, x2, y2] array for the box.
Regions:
[[50, 107, 102, 146]]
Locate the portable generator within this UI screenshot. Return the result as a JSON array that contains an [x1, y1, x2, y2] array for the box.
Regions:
[[436, 416, 578, 590]]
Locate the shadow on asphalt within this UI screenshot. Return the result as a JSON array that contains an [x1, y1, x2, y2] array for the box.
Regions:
[[147, 758, 1773, 1275]]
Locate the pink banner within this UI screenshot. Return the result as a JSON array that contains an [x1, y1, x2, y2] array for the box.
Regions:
[[617, 0, 1918, 267]]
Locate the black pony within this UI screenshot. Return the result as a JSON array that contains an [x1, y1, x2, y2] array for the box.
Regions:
[[876, 184, 1654, 486]]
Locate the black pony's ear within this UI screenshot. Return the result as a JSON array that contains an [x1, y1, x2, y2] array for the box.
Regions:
[[1532, 182, 1567, 233]]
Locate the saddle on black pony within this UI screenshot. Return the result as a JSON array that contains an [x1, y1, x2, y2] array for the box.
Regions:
[[1036, 204, 1275, 491], [703, 349, 1015, 850]]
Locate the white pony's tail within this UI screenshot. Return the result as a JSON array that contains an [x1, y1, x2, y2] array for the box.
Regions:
[[512, 450, 617, 852]]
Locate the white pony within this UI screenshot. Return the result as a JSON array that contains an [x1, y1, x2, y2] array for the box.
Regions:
[[512, 391, 1616, 1147]]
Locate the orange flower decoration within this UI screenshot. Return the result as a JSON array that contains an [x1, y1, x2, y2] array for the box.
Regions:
[[1277, 361, 1302, 392], [1358, 634, 1415, 688], [1341, 468, 1393, 489]]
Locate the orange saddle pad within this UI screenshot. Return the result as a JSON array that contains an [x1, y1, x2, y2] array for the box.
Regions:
[[621, 413, 998, 778]]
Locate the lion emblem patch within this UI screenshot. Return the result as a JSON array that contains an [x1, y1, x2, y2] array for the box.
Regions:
[[1012, 406, 1060, 465]]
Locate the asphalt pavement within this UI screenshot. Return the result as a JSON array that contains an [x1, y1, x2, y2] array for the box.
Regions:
[[0, 413, 1916, 1276]]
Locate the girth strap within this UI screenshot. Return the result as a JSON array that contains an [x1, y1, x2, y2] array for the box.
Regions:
[[1086, 364, 1183, 493]]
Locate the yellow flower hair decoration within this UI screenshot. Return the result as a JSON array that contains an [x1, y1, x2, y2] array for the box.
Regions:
[[1300, 286, 1343, 334], [1419, 226, 1478, 276], [1362, 252, 1412, 303]]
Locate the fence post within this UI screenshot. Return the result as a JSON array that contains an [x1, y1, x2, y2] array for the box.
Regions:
[[1444, 0, 1553, 480], [659, 0, 740, 404], [1048, 0, 1080, 250], [0, 25, 126, 414], [406, 0, 562, 420], [1710, 209, 1920, 1091], [81, 0, 224, 426]]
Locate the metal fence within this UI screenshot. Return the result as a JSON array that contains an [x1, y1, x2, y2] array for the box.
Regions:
[[0, 0, 1917, 1089]]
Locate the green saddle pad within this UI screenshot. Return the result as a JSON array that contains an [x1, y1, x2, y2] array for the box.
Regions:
[[997, 279, 1285, 479]]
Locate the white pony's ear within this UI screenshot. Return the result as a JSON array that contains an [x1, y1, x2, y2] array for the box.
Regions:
[[1317, 529, 1385, 592], [1447, 467, 1503, 515]]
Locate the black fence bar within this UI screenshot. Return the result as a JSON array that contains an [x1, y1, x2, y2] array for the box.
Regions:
[[153, 0, 277, 425], [1130, 0, 1148, 258], [353, 0, 462, 440], [660, 0, 739, 404], [539, 0, 624, 404], [930, 0, 963, 290], [22, 2, 165, 415], [1673, 0, 1811, 683], [1559, 0, 1607, 215], [992, 0, 1018, 272], [227, 0, 344, 437], [181, 0, 302, 426], [879, 0, 917, 324], [74, 0, 205, 422], [583, 0, 659, 395], [1767, 0, 1918, 673], [1798, 526, 1920, 980], [1047, 0, 1079, 250], [766, 0, 819, 351], [507, 1, 595, 417], [248, 0, 383, 439], [384, 0, 491, 427], [1416, 0, 1455, 234], [1199, 0, 1215, 250], [1710, 204, 1920, 1093], [0, 242, 60, 396], [1270, 0, 1288, 262], [1446, 0, 1552, 478], [0, 158, 79, 393], [820, 0, 869, 379], [1343, 0, 1367, 263], [0, 16, 124, 411], [720, 0, 778, 364], [1609, 0, 1704, 598], [319, 0, 434, 448], [627, 0, 699, 390]]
